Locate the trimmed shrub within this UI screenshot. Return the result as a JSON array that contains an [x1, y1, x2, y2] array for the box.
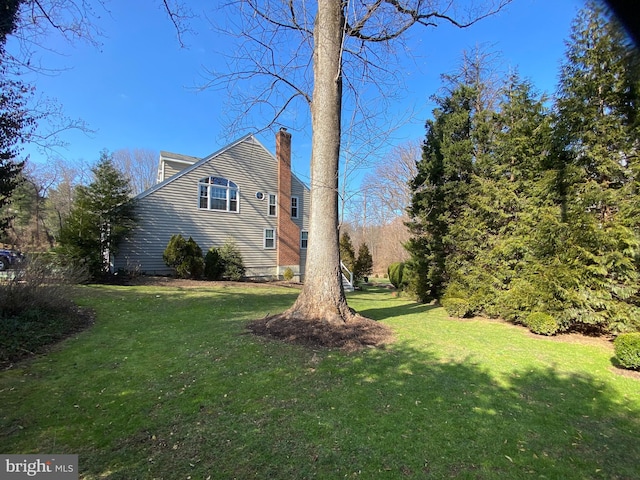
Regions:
[[204, 247, 224, 281], [614, 332, 640, 370], [441, 297, 472, 318], [525, 312, 559, 336], [282, 267, 294, 281], [388, 262, 405, 289], [163, 234, 204, 279]]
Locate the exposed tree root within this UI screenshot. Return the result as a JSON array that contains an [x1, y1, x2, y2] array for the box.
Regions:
[[247, 311, 395, 352]]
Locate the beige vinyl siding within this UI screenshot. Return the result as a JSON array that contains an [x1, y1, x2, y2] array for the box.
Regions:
[[116, 137, 283, 277], [161, 161, 185, 181], [291, 174, 310, 277], [161, 159, 193, 182], [158, 152, 199, 182]]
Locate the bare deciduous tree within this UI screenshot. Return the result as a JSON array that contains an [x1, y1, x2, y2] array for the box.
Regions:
[[342, 217, 411, 275], [361, 140, 420, 225], [210, 0, 512, 326], [42, 158, 90, 238], [1, 0, 105, 163], [4, 0, 106, 74], [112, 148, 159, 196], [342, 140, 420, 273]]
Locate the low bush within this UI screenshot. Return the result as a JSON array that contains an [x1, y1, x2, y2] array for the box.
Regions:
[[525, 312, 559, 336], [441, 297, 472, 318], [204, 247, 224, 280], [0, 256, 91, 366], [163, 235, 204, 279], [203, 241, 246, 281], [614, 332, 640, 370], [282, 267, 294, 281], [388, 262, 408, 289], [218, 240, 245, 281]]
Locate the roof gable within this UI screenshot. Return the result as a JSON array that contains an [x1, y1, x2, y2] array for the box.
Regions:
[[138, 134, 270, 199]]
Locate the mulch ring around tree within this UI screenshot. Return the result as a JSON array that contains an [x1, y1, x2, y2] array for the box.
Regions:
[[247, 314, 395, 352]]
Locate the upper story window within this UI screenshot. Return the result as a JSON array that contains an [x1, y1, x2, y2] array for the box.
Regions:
[[268, 194, 277, 216], [291, 196, 299, 219], [199, 176, 239, 212]]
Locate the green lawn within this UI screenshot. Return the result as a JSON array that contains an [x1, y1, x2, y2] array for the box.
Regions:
[[1, 283, 639, 479]]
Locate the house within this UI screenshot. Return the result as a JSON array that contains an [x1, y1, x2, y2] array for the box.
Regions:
[[113, 129, 310, 280]]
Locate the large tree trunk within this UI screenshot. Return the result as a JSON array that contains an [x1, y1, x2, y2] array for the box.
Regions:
[[282, 0, 355, 324]]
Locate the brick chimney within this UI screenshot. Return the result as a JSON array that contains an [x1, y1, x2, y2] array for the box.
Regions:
[[276, 128, 300, 275]]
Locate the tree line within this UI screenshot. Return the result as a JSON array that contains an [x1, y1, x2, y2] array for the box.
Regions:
[[0, 149, 156, 251], [406, 1, 640, 335]]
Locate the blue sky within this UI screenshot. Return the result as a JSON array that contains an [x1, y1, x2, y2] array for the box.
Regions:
[[17, 0, 585, 185]]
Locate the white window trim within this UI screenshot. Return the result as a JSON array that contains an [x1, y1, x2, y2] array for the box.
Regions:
[[198, 177, 240, 213], [301, 230, 308, 249], [264, 228, 276, 249], [291, 196, 299, 219], [268, 194, 277, 217]]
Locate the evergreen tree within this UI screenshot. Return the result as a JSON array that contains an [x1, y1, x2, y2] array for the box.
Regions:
[[219, 240, 245, 281], [339, 232, 356, 273], [0, 1, 35, 234], [407, 83, 480, 302], [549, 1, 640, 332], [57, 151, 136, 279], [354, 242, 373, 281], [471, 74, 553, 317], [0, 74, 35, 234], [406, 2, 640, 334]]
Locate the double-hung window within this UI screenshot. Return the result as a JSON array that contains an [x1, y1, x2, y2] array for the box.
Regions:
[[268, 194, 277, 216], [291, 196, 299, 219], [264, 229, 276, 249], [198, 177, 239, 212], [301, 231, 308, 249]]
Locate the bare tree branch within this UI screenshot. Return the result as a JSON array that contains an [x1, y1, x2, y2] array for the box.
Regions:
[[160, 0, 194, 48]]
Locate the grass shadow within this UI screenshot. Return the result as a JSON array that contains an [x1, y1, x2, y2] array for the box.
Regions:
[[1, 285, 638, 479]]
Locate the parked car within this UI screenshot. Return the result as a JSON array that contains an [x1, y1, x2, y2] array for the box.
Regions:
[[0, 248, 23, 271]]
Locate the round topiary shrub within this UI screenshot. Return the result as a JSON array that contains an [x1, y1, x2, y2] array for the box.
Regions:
[[441, 298, 472, 318], [614, 332, 640, 370], [525, 312, 558, 336]]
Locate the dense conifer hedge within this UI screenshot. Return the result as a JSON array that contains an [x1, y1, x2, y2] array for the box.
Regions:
[[407, 1, 640, 335]]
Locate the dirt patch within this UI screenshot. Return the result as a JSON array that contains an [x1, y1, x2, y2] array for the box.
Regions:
[[247, 314, 395, 352], [612, 365, 640, 380], [454, 315, 617, 349]]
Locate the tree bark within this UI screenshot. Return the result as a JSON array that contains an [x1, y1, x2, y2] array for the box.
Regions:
[[280, 0, 355, 324]]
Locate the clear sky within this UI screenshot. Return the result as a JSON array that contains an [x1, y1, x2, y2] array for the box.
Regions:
[[15, 0, 586, 186]]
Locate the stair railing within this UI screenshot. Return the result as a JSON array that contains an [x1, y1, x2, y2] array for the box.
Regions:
[[340, 261, 354, 289]]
